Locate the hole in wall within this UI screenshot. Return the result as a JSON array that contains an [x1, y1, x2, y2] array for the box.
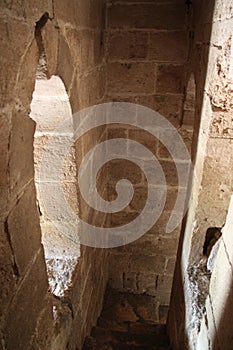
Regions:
[[30, 75, 80, 297], [30, 13, 80, 298]]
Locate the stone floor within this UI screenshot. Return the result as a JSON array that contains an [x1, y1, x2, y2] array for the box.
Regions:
[[83, 288, 171, 350]]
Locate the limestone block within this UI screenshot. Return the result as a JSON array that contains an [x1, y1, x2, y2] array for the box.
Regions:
[[41, 20, 59, 77], [16, 38, 38, 109], [89, 0, 105, 29], [138, 94, 183, 127], [107, 3, 186, 30], [3, 248, 48, 350], [0, 223, 17, 316], [57, 35, 74, 93], [9, 112, 35, 198], [54, 0, 79, 27], [156, 274, 173, 304], [8, 181, 41, 274], [107, 62, 155, 94], [30, 298, 53, 350], [209, 241, 233, 349], [165, 257, 176, 275], [77, 65, 106, 109], [137, 273, 157, 296], [130, 254, 166, 274], [2, 0, 53, 24], [108, 159, 143, 184], [156, 236, 179, 257], [149, 31, 188, 63], [157, 128, 193, 160], [182, 110, 195, 127], [148, 210, 182, 237], [106, 31, 148, 61], [128, 128, 157, 154], [0, 112, 11, 214], [33, 134, 75, 182], [222, 196, 233, 266], [0, 16, 32, 108], [156, 64, 185, 94]]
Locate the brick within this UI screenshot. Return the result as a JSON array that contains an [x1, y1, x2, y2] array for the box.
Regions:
[[156, 64, 185, 94], [149, 31, 188, 62], [107, 62, 155, 94], [106, 31, 148, 60], [107, 3, 186, 30]]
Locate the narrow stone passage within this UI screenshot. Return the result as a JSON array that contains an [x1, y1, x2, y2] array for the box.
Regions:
[[83, 288, 171, 350]]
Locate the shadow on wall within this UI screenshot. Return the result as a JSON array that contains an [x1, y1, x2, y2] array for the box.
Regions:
[[167, 1, 216, 349]]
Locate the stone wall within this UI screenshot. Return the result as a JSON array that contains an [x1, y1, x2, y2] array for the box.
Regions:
[[168, 0, 233, 348], [104, 0, 194, 318], [0, 1, 108, 349]]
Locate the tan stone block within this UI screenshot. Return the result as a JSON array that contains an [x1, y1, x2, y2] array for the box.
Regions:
[[107, 3, 186, 30], [106, 31, 148, 61], [111, 210, 139, 227], [57, 35, 74, 92], [159, 159, 189, 187], [156, 274, 173, 304], [8, 182, 41, 274], [16, 38, 38, 109], [156, 64, 185, 94], [182, 110, 195, 127], [0, 223, 17, 316], [137, 94, 183, 128], [157, 128, 192, 160], [9, 112, 35, 198], [54, 0, 80, 27], [107, 125, 128, 139], [184, 92, 195, 111], [128, 128, 157, 155], [33, 134, 76, 182], [126, 233, 157, 255], [156, 236, 179, 257], [41, 19, 59, 77], [89, 0, 105, 29], [108, 159, 143, 184], [128, 185, 147, 212], [107, 62, 155, 95], [77, 65, 106, 109], [30, 298, 53, 350], [130, 254, 166, 274], [166, 257, 176, 275], [3, 248, 48, 350], [0, 17, 32, 108], [149, 31, 188, 62], [136, 273, 157, 296], [0, 112, 10, 187], [148, 210, 182, 237]]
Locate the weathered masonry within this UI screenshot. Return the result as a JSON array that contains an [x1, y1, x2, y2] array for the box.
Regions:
[[0, 0, 232, 349]]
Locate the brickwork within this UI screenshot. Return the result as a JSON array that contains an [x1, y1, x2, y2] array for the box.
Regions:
[[0, 1, 108, 349], [104, 0, 194, 309]]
